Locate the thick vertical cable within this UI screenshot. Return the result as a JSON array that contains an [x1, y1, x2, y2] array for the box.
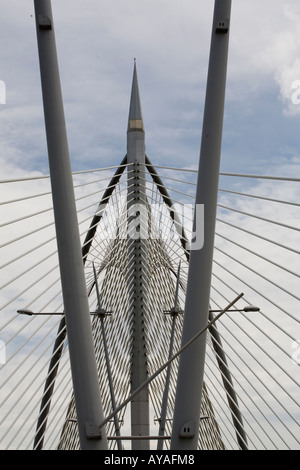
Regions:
[[171, 0, 232, 450], [34, 0, 107, 449]]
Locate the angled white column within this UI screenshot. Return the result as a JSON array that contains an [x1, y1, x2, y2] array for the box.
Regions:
[[34, 0, 107, 449], [127, 62, 150, 450], [171, 0, 232, 450]]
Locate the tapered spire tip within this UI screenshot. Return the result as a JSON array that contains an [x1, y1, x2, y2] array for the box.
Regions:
[[128, 61, 144, 132]]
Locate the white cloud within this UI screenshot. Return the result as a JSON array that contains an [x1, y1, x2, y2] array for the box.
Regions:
[[2, 0, 300, 174]]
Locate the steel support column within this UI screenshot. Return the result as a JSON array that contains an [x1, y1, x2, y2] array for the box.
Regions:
[[93, 264, 122, 450], [208, 311, 248, 449], [157, 262, 181, 450], [34, 0, 107, 449], [171, 0, 232, 450]]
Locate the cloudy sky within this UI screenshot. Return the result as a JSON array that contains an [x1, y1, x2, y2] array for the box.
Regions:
[[1, 0, 300, 450], [1, 0, 300, 179]]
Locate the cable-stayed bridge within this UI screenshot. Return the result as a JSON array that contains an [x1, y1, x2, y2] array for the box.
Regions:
[[1, 0, 300, 451]]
